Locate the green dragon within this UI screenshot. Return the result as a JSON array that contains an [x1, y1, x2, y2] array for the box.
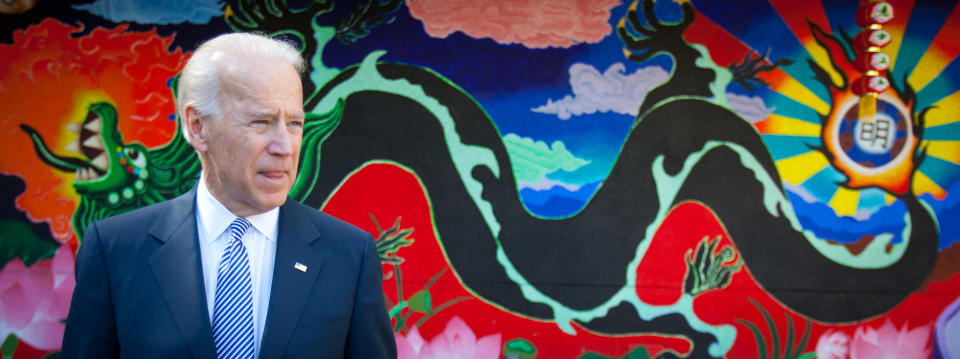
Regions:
[[19, 0, 390, 242], [21, 79, 343, 240]]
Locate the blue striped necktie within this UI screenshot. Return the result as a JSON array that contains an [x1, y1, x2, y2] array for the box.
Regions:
[[213, 217, 255, 359]]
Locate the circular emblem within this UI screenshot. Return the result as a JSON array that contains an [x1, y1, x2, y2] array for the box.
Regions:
[[835, 95, 909, 170]]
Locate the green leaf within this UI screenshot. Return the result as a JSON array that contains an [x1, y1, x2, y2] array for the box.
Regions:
[[407, 290, 431, 313], [792, 319, 812, 359], [736, 319, 768, 359], [503, 338, 537, 359], [624, 345, 651, 359], [752, 299, 780, 359], [2, 334, 17, 359], [574, 345, 650, 359], [388, 301, 408, 319], [504, 338, 536, 353], [783, 313, 795, 359], [0, 219, 58, 268]]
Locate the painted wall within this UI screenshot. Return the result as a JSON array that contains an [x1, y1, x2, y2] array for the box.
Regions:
[[1, 0, 959, 358]]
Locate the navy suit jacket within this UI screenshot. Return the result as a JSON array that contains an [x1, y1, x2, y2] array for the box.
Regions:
[[62, 187, 397, 358]]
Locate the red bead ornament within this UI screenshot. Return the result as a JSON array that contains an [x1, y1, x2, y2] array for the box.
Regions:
[[852, 0, 894, 98], [854, 51, 891, 72], [856, 1, 894, 27], [854, 28, 892, 50], [853, 74, 890, 95]]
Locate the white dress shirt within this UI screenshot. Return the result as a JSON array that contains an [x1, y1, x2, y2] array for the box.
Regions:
[[196, 175, 278, 358]]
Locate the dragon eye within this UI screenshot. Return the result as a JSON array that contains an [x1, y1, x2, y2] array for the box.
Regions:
[[125, 148, 147, 168]]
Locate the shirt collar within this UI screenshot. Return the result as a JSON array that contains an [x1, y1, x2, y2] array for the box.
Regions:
[[196, 173, 279, 244]]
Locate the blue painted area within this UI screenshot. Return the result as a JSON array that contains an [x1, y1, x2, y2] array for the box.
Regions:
[[789, 189, 908, 244], [856, 187, 889, 214], [803, 166, 847, 203], [916, 57, 960, 110], [760, 134, 819, 161], [821, 0, 860, 41], [920, 181, 960, 250], [320, 1, 642, 190], [619, 0, 687, 38], [549, 114, 634, 185], [487, 76, 636, 185], [571, 1, 676, 82], [725, 81, 752, 96], [73, 0, 224, 25], [918, 155, 960, 188], [756, 86, 824, 124], [924, 122, 960, 141], [319, 0, 589, 99], [890, 2, 959, 83], [516, 2, 676, 187], [692, 0, 830, 102], [844, 140, 901, 167], [651, 0, 688, 24], [520, 181, 602, 218], [524, 195, 589, 218]]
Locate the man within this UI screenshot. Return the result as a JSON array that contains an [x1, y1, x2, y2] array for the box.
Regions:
[[62, 33, 396, 358]]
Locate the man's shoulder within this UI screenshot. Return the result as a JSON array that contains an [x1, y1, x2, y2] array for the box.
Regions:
[[92, 190, 193, 235], [282, 199, 372, 242]]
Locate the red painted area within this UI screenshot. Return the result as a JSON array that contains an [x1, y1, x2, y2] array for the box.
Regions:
[[677, 203, 958, 358], [320, 164, 960, 357], [322, 163, 700, 357], [767, 0, 832, 49], [685, 11, 753, 67], [634, 202, 721, 306], [922, 0, 960, 64]]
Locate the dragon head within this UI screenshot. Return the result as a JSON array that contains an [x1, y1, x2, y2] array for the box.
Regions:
[[22, 101, 153, 208], [70, 102, 152, 200]]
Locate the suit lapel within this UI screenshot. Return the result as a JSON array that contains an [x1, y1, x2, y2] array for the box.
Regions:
[[259, 200, 324, 359], [147, 188, 217, 359]]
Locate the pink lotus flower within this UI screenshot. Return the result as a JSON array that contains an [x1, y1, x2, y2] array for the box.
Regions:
[[815, 329, 850, 359], [395, 316, 501, 359], [0, 245, 75, 350], [850, 319, 931, 359]]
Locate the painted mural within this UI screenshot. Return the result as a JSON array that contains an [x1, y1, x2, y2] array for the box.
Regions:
[[1, 0, 959, 358]]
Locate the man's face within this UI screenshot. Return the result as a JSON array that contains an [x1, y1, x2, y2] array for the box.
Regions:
[[198, 59, 305, 217]]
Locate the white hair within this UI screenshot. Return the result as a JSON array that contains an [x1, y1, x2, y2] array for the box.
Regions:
[[176, 32, 305, 144]]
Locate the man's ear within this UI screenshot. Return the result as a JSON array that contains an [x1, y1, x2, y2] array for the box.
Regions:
[[184, 105, 208, 152]]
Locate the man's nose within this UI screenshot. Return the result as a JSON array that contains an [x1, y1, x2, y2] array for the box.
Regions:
[[267, 124, 294, 156]]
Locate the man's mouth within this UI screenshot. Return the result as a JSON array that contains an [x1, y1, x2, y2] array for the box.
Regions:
[[259, 171, 288, 180]]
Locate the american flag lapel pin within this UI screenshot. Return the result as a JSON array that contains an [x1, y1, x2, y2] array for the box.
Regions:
[[294, 262, 307, 272]]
